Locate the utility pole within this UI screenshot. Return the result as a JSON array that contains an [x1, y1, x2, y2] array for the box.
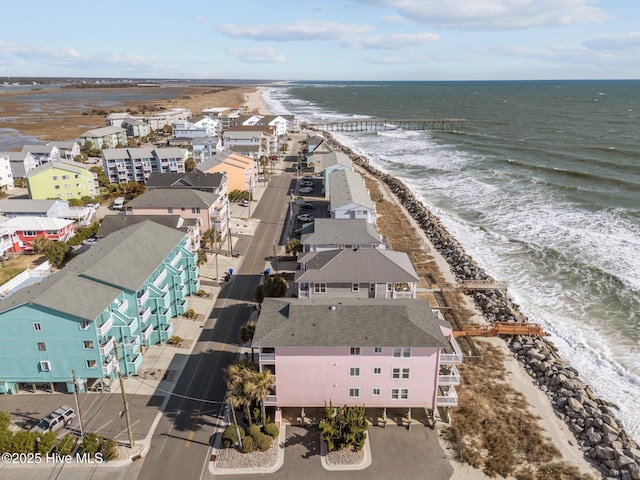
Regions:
[[228, 399, 243, 450], [71, 369, 85, 438], [273, 245, 279, 273], [114, 345, 135, 447], [226, 204, 232, 255], [214, 228, 219, 280]]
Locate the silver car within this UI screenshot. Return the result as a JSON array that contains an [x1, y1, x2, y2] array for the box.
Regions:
[[30, 405, 75, 434]]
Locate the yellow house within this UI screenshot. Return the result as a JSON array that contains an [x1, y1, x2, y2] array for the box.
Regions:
[[199, 151, 257, 193], [26, 160, 99, 200]]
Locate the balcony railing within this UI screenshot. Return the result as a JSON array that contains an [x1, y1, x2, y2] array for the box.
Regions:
[[437, 386, 458, 406], [96, 316, 114, 336], [102, 357, 117, 376], [264, 395, 277, 406], [260, 353, 276, 362], [170, 252, 182, 267], [137, 289, 150, 307], [100, 337, 115, 357], [153, 270, 168, 288], [438, 365, 461, 386], [441, 336, 464, 364], [139, 307, 151, 324], [113, 298, 129, 314], [143, 324, 154, 341]]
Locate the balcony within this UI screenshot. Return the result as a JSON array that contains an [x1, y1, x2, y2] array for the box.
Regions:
[[438, 365, 461, 386], [96, 316, 114, 336], [153, 270, 168, 288], [154, 307, 171, 323], [100, 337, 115, 357], [139, 307, 151, 324], [113, 298, 129, 315], [260, 353, 276, 363], [102, 357, 117, 376], [143, 324, 154, 341], [137, 289, 150, 307], [441, 335, 464, 364], [160, 323, 174, 342], [175, 283, 188, 298], [149, 286, 170, 309], [172, 269, 186, 285], [170, 252, 183, 267], [264, 395, 277, 406], [126, 354, 143, 374], [436, 386, 458, 407]]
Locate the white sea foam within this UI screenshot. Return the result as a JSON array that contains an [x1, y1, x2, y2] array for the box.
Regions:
[[264, 85, 640, 443]]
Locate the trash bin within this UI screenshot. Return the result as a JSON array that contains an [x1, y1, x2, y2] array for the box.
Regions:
[[265, 268, 270, 277], [228, 268, 233, 276]]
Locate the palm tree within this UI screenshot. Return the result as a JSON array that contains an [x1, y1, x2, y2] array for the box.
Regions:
[[239, 321, 256, 361], [224, 361, 255, 426], [246, 370, 275, 427]]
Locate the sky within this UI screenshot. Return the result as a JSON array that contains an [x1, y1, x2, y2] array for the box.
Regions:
[[1, 0, 638, 81]]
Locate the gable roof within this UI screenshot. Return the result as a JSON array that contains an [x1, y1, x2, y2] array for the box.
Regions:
[[21, 144, 56, 155], [96, 214, 197, 238], [252, 298, 448, 349], [0, 199, 60, 214], [145, 169, 224, 189], [125, 188, 217, 209], [300, 218, 383, 247], [25, 159, 91, 178], [80, 126, 125, 137], [329, 169, 375, 211], [0, 221, 186, 318], [323, 151, 352, 169], [294, 248, 418, 284]]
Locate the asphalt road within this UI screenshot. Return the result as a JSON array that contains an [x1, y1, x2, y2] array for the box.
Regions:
[[135, 169, 296, 480]]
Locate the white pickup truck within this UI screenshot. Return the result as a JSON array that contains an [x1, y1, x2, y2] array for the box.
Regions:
[[30, 405, 75, 434]]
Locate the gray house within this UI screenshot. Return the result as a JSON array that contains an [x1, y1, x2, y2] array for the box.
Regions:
[[300, 218, 384, 252], [294, 248, 419, 299]]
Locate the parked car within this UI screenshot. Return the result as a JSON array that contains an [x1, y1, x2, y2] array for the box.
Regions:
[[302, 175, 315, 180], [298, 187, 314, 194], [31, 405, 75, 434], [297, 214, 315, 223], [239, 199, 250, 207], [257, 175, 266, 182], [85, 203, 98, 210], [300, 181, 314, 187], [82, 237, 99, 246], [300, 203, 315, 210]]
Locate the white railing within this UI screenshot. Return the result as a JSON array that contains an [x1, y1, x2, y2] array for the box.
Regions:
[[437, 386, 458, 406], [438, 365, 461, 385], [115, 299, 129, 314], [153, 270, 167, 288], [441, 336, 464, 364], [264, 395, 277, 405], [260, 353, 276, 362], [100, 337, 115, 356], [140, 307, 151, 324], [137, 289, 149, 307], [102, 357, 117, 376], [170, 251, 182, 267], [393, 290, 414, 299], [97, 316, 114, 336], [0, 262, 52, 297], [143, 324, 154, 340]]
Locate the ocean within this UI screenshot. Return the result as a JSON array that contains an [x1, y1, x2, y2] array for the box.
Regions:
[[262, 80, 640, 443]]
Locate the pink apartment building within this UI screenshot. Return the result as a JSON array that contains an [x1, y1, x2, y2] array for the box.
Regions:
[[252, 298, 463, 420]]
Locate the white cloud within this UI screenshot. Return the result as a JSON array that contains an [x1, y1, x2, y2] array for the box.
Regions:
[[228, 46, 286, 63], [194, 16, 208, 23], [380, 14, 405, 22], [217, 21, 373, 41], [341, 32, 439, 49], [311, 4, 324, 12], [352, 0, 611, 30], [0, 41, 81, 62], [584, 32, 640, 50]]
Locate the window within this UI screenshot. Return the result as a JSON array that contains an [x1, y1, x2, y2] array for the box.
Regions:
[[39, 361, 51, 372], [23, 231, 37, 237], [391, 388, 399, 399], [372, 388, 381, 396], [83, 341, 94, 349], [349, 367, 360, 377], [374, 347, 383, 354], [167, 207, 173, 214], [54, 185, 60, 190], [351, 283, 359, 292], [34, 322, 42, 331], [350, 347, 360, 355], [192, 207, 200, 214], [86, 360, 97, 369], [386, 283, 393, 293], [373, 367, 382, 375], [393, 347, 411, 358], [64, 184, 71, 189], [369, 283, 375, 293], [62, 175, 69, 180], [79, 321, 90, 330], [401, 389, 409, 399], [37, 342, 46, 351], [348, 388, 360, 398], [52, 175, 58, 180], [313, 283, 326, 294], [392, 368, 410, 379]]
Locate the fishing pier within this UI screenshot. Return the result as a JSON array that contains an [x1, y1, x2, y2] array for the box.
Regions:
[[307, 118, 467, 132]]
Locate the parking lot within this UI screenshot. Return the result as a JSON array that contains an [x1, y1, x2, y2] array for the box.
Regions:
[[290, 175, 329, 238]]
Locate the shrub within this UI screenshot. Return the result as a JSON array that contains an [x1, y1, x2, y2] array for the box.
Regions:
[[196, 289, 208, 297], [264, 423, 279, 439], [10, 431, 38, 453], [55, 434, 76, 456], [167, 335, 182, 346], [184, 308, 196, 319], [253, 432, 272, 452], [222, 425, 244, 449], [100, 437, 118, 461], [35, 431, 58, 454], [0, 411, 10, 431], [241, 435, 255, 454], [319, 403, 368, 452], [247, 423, 261, 439], [79, 433, 100, 456]]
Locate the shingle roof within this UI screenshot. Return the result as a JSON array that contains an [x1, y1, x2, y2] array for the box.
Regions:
[[96, 214, 196, 238], [25, 159, 90, 178], [21, 144, 55, 155], [125, 189, 216, 208], [0, 199, 59, 214], [0, 221, 186, 318], [294, 248, 419, 284], [323, 152, 352, 169], [329, 169, 375, 211], [300, 218, 382, 247], [252, 298, 449, 349], [81, 126, 125, 137], [145, 169, 224, 189]]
